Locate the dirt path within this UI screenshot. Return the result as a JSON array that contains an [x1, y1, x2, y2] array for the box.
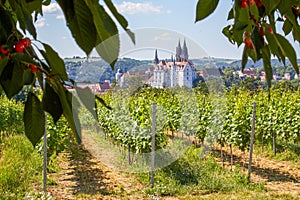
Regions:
[[48, 132, 146, 200], [48, 131, 300, 199], [214, 146, 300, 195]]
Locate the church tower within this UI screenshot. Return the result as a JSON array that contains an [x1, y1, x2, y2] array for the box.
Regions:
[[181, 39, 188, 61], [176, 40, 182, 62], [154, 49, 159, 65]]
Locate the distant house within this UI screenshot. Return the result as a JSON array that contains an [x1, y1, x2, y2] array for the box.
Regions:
[[75, 82, 110, 94], [283, 72, 291, 80], [239, 68, 258, 79], [99, 82, 110, 93]]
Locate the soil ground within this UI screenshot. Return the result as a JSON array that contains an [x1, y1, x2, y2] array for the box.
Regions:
[[48, 131, 300, 199]]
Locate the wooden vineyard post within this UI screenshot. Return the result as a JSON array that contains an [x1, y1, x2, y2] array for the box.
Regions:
[[128, 144, 131, 165], [150, 103, 156, 188], [43, 113, 48, 197], [230, 144, 233, 171], [273, 132, 276, 156], [248, 102, 256, 182]]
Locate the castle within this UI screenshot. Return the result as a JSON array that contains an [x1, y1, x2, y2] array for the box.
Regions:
[[149, 40, 197, 88]]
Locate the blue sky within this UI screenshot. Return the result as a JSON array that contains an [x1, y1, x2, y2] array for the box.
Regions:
[[36, 1, 299, 60]]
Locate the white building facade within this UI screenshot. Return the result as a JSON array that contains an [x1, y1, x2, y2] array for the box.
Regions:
[[150, 40, 197, 88]]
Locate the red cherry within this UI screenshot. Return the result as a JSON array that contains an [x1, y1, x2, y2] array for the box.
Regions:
[[267, 27, 273, 34], [249, 43, 254, 50], [244, 36, 252, 46], [0, 45, 9, 55], [20, 38, 31, 48], [15, 42, 25, 53], [244, 36, 254, 50], [241, 1, 248, 8], [249, 0, 255, 6], [29, 64, 38, 72], [259, 26, 265, 37], [257, 1, 263, 8]]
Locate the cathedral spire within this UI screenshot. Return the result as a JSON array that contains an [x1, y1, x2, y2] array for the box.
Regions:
[[176, 40, 182, 62], [154, 49, 159, 65], [182, 39, 188, 61]]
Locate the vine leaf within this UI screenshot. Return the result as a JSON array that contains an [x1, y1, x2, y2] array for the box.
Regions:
[[24, 92, 45, 146]]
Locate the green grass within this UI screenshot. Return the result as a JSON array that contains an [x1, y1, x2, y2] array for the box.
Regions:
[[0, 135, 42, 199], [255, 142, 300, 162], [136, 146, 265, 197]]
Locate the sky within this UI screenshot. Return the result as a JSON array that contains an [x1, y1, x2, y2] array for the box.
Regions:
[[36, 1, 299, 60]]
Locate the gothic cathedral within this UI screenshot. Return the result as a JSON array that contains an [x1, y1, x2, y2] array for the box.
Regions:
[[150, 40, 196, 88]]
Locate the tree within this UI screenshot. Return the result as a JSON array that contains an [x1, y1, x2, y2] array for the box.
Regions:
[[195, 0, 300, 89], [0, 0, 133, 146]]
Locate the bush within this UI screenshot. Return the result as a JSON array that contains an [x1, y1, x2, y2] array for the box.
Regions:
[[0, 135, 42, 199], [0, 96, 24, 142]]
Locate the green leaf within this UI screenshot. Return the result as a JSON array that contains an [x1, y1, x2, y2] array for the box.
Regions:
[[8, 0, 37, 38], [238, 6, 251, 24], [75, 86, 97, 121], [275, 33, 299, 74], [95, 95, 112, 110], [282, 19, 293, 35], [227, 8, 234, 20], [48, 78, 81, 143], [265, 28, 284, 62], [251, 27, 264, 60], [195, 0, 220, 22], [42, 81, 63, 123], [241, 46, 248, 71], [84, 0, 120, 68], [0, 56, 9, 76], [0, 8, 14, 43], [233, 22, 249, 46], [42, 0, 51, 6], [23, 69, 34, 85], [261, 0, 281, 14], [261, 45, 272, 89], [222, 25, 235, 44], [56, 0, 98, 55], [0, 61, 25, 98], [40, 43, 68, 80], [103, 0, 135, 44], [24, 92, 45, 146]]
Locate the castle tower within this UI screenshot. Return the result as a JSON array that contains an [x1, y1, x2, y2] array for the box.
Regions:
[[181, 39, 188, 61], [154, 49, 159, 65], [176, 40, 182, 62]]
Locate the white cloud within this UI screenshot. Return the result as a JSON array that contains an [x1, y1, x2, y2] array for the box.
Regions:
[[115, 2, 161, 15], [56, 14, 64, 20], [154, 32, 172, 41], [43, 3, 61, 14], [36, 18, 46, 28]]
